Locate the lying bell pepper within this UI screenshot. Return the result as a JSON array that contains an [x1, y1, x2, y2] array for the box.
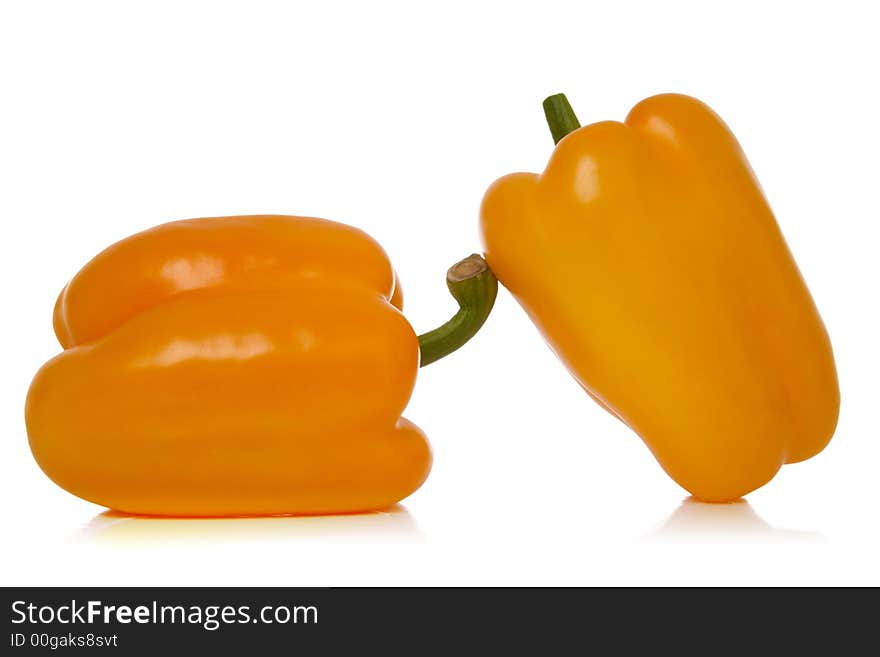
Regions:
[[26, 215, 496, 516], [480, 93, 839, 502]]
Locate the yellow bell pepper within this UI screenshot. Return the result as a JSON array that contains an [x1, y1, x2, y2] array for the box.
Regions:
[[27, 215, 496, 516], [480, 93, 839, 502]]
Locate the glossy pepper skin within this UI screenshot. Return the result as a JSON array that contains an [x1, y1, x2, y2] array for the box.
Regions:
[[480, 94, 839, 502], [27, 215, 496, 516]]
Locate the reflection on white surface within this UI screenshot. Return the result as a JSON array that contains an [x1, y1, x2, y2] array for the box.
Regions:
[[75, 505, 422, 545], [647, 497, 823, 543]]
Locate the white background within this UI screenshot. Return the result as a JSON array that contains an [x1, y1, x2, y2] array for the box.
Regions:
[[1, 0, 878, 586]]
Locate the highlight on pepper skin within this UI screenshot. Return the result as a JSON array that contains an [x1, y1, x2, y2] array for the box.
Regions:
[[25, 215, 497, 517], [479, 93, 840, 502]]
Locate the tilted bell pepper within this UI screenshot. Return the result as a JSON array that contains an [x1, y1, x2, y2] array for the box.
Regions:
[[26, 215, 496, 516], [480, 93, 839, 502]]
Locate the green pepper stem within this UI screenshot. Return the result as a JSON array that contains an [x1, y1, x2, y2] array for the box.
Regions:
[[417, 254, 497, 367], [543, 93, 581, 144]]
